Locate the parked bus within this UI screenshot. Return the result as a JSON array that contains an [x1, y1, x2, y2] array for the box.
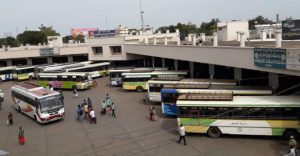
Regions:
[[13, 66, 36, 80], [147, 79, 236, 102], [176, 95, 300, 139], [38, 61, 92, 73], [122, 70, 188, 92], [110, 67, 168, 86], [37, 72, 93, 90], [11, 82, 64, 123], [0, 66, 15, 81], [161, 86, 273, 116], [66, 62, 110, 78]]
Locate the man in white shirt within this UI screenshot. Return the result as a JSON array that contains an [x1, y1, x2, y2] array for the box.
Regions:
[[177, 124, 186, 145], [89, 109, 96, 124]]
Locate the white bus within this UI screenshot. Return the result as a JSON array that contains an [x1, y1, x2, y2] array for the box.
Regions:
[[177, 95, 300, 138], [39, 61, 92, 72], [11, 82, 65, 123], [66, 62, 110, 78], [147, 78, 236, 102], [0, 66, 15, 81], [122, 70, 188, 92], [13, 66, 36, 80], [110, 67, 168, 86]]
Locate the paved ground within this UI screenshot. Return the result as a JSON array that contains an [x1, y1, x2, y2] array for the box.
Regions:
[[0, 77, 292, 156]]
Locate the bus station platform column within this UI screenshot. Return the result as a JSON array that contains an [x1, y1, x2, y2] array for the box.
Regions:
[[174, 60, 178, 71], [162, 58, 165, 68], [234, 68, 242, 85], [189, 62, 194, 78], [27, 58, 33, 65], [68, 56, 73, 63], [209, 64, 214, 79], [47, 57, 53, 64], [152, 57, 155, 68], [6, 60, 12, 66], [269, 73, 279, 90]]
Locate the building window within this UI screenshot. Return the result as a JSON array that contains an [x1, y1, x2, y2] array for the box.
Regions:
[[92, 47, 103, 55], [110, 46, 122, 55]]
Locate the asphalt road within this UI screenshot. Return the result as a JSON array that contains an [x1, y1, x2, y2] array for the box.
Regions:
[[0, 77, 292, 156]]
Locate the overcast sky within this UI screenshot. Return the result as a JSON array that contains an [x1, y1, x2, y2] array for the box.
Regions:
[[0, 0, 299, 37]]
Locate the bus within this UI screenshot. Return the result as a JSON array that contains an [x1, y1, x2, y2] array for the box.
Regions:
[[0, 66, 15, 81], [110, 67, 168, 86], [161, 86, 273, 116], [13, 66, 36, 80], [176, 95, 300, 139], [37, 72, 93, 90], [38, 61, 92, 73], [66, 62, 110, 78], [11, 82, 64, 123], [122, 70, 188, 92], [147, 79, 236, 102]]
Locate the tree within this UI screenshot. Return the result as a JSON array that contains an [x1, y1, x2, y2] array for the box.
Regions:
[[199, 18, 219, 36], [249, 16, 274, 30], [0, 36, 20, 48], [63, 35, 73, 44], [73, 34, 85, 43], [17, 31, 47, 45], [156, 22, 200, 40], [38, 25, 60, 36]]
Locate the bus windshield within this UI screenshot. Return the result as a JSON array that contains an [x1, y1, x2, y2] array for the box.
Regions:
[[40, 96, 63, 112]]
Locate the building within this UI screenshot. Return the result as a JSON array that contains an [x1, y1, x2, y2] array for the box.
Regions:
[[217, 21, 249, 41]]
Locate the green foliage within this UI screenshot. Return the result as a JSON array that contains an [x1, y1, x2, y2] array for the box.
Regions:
[[249, 16, 274, 30], [17, 31, 47, 45], [0, 36, 20, 48], [63, 35, 72, 43], [38, 25, 60, 36], [199, 18, 219, 36]]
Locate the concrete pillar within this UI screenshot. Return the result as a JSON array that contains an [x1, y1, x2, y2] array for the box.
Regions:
[[47, 57, 53, 64], [164, 37, 168, 45], [7, 60, 12, 66], [237, 32, 240, 41], [162, 58, 166, 68], [152, 57, 155, 68], [7, 45, 10, 51], [239, 32, 245, 47], [27, 58, 33, 65], [275, 30, 282, 48], [188, 34, 192, 42], [176, 29, 180, 34], [67, 56, 73, 63], [192, 34, 197, 46], [158, 30, 161, 34], [209, 64, 214, 79], [189, 62, 194, 78], [144, 37, 149, 44], [213, 32, 218, 46], [143, 59, 146, 67], [268, 29, 272, 39], [261, 30, 267, 41], [174, 60, 178, 71], [177, 37, 181, 46], [268, 73, 279, 90], [234, 68, 242, 85], [153, 37, 157, 45], [200, 33, 206, 42], [166, 29, 170, 34]]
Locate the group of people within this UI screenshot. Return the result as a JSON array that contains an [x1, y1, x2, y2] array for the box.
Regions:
[[101, 94, 116, 117], [77, 97, 96, 124], [6, 112, 25, 145]]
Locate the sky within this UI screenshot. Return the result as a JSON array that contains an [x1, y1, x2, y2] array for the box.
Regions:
[[0, 0, 299, 37]]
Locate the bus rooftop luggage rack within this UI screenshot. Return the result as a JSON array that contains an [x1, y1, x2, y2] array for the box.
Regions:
[[178, 92, 233, 101]]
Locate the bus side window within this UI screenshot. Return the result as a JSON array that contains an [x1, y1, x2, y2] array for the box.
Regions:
[[57, 76, 62, 81]]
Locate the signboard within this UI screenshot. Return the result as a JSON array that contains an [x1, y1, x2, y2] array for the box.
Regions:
[[282, 20, 300, 40], [254, 48, 286, 69], [93, 30, 116, 38], [40, 48, 59, 56], [71, 28, 97, 37], [287, 49, 300, 71]]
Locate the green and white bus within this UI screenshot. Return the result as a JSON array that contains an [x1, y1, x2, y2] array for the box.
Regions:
[[37, 72, 93, 90], [0, 66, 15, 81], [38, 61, 92, 73], [66, 62, 110, 78], [122, 70, 188, 92], [176, 95, 300, 138], [110, 67, 168, 86], [11, 82, 64, 123], [13, 66, 36, 80]]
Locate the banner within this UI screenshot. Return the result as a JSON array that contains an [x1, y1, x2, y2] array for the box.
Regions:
[[282, 20, 300, 40], [254, 48, 286, 69], [286, 49, 300, 71]]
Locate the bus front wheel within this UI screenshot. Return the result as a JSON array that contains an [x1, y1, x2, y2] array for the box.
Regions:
[[136, 86, 143, 92], [72, 85, 77, 90], [208, 127, 221, 138], [283, 129, 299, 140]]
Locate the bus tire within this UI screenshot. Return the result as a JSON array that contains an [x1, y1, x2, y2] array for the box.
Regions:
[[283, 129, 299, 140], [18, 106, 21, 112], [72, 85, 77, 90], [29, 75, 33, 80], [136, 86, 144, 92], [208, 127, 222, 138]]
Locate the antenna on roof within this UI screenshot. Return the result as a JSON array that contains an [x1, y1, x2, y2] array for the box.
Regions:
[[140, 0, 145, 31]]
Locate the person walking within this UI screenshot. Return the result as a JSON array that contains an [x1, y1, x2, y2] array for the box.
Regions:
[[77, 105, 83, 122], [18, 126, 25, 145], [151, 107, 156, 121], [87, 97, 93, 109], [143, 93, 149, 104], [84, 103, 89, 120], [284, 146, 296, 156], [177, 124, 187, 145], [73, 88, 78, 98], [59, 90, 64, 103], [111, 103, 116, 117], [8, 112, 13, 125], [105, 94, 112, 109], [289, 136, 297, 148], [149, 105, 153, 121], [101, 100, 106, 115], [89, 109, 96, 124]]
